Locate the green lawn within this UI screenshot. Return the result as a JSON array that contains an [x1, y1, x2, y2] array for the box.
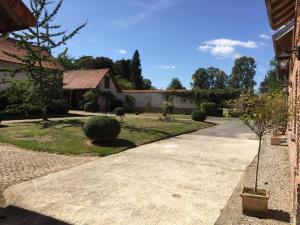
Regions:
[[0, 117, 212, 156]]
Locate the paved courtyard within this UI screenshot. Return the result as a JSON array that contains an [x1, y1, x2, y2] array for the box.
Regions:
[[0, 145, 96, 207], [2, 118, 258, 225]]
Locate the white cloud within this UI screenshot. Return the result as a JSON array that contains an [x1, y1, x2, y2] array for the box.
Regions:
[[156, 65, 176, 70], [259, 34, 271, 39], [259, 42, 268, 46], [112, 0, 178, 29], [116, 49, 127, 55], [198, 38, 258, 59]]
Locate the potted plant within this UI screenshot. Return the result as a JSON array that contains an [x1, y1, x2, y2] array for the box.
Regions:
[[240, 93, 275, 216]]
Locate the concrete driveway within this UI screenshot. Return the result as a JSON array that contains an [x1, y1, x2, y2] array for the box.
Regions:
[[3, 118, 258, 225]]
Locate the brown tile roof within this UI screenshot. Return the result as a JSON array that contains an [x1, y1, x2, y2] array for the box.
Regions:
[[0, 0, 36, 33], [0, 38, 61, 70], [63, 69, 110, 90]]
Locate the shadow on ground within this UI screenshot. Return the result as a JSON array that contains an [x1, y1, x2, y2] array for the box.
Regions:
[[1, 206, 71, 225], [243, 209, 291, 223], [92, 139, 136, 149]]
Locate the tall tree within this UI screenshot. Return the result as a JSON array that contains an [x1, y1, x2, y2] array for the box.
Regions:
[[191, 68, 209, 89], [113, 59, 131, 80], [259, 60, 281, 93], [143, 79, 153, 90], [228, 56, 257, 92], [206, 67, 228, 89], [56, 48, 75, 71], [130, 50, 144, 89], [6, 0, 86, 120], [167, 78, 186, 90]]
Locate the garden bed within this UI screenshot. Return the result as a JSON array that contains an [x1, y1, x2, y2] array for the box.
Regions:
[[0, 117, 212, 156]]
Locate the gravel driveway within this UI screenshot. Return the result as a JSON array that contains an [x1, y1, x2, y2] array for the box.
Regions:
[[2, 118, 259, 225]]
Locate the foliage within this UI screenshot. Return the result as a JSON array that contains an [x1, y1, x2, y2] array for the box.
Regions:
[[72, 56, 114, 70], [124, 95, 136, 112], [163, 96, 175, 115], [200, 102, 218, 116], [0, 91, 9, 111], [270, 91, 289, 132], [143, 79, 155, 90], [226, 98, 243, 117], [194, 88, 241, 107], [130, 50, 144, 89], [5, 0, 86, 120], [84, 102, 99, 112], [115, 78, 134, 90], [5, 79, 35, 117], [56, 48, 76, 70], [191, 67, 228, 89], [228, 56, 256, 93], [192, 110, 207, 121], [240, 93, 277, 192], [113, 59, 131, 80], [111, 99, 124, 111], [167, 78, 186, 90], [84, 90, 99, 112], [191, 68, 209, 89], [83, 116, 121, 142], [47, 99, 69, 114], [114, 107, 126, 122], [259, 60, 281, 93]]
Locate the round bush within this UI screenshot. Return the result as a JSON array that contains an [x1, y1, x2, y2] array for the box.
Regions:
[[83, 116, 121, 141], [114, 107, 125, 116], [192, 110, 207, 121], [200, 102, 218, 116], [84, 102, 99, 112]]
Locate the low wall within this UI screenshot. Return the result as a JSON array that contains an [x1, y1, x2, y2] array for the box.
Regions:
[[116, 91, 198, 113]]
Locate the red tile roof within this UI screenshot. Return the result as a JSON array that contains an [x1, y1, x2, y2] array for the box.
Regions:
[[0, 38, 61, 70], [63, 69, 110, 90]]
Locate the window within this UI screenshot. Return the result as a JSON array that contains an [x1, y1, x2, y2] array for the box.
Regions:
[[104, 76, 110, 89]]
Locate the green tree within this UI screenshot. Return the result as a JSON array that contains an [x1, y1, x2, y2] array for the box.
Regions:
[[113, 59, 131, 80], [143, 79, 153, 90], [259, 60, 281, 93], [56, 48, 75, 71], [191, 68, 209, 89], [130, 50, 144, 89], [228, 56, 257, 92], [240, 93, 275, 192], [206, 67, 228, 89], [5, 0, 86, 120], [167, 78, 185, 90], [74, 56, 95, 70]]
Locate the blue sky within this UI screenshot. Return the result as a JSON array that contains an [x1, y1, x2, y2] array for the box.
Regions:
[[24, 0, 275, 89]]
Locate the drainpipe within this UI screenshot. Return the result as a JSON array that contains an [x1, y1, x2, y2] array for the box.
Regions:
[[0, 33, 9, 41]]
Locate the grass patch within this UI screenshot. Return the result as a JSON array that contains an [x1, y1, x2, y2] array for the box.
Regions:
[[0, 117, 212, 156]]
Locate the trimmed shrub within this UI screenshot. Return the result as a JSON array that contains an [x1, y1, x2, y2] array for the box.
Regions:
[[111, 99, 123, 111], [200, 102, 218, 116], [83, 116, 121, 141], [48, 100, 69, 114], [84, 102, 99, 112], [192, 110, 207, 121], [114, 107, 125, 117]]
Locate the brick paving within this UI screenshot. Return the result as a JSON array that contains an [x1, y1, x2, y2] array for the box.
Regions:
[[0, 144, 96, 207]]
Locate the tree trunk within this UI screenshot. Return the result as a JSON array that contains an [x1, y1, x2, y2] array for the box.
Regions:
[[42, 108, 48, 121], [255, 137, 262, 193]]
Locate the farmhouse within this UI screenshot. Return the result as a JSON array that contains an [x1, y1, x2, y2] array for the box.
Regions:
[[63, 69, 198, 113], [0, 38, 61, 92]]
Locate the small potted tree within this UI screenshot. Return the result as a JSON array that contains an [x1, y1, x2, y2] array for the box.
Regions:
[[240, 93, 274, 216], [270, 91, 289, 145]]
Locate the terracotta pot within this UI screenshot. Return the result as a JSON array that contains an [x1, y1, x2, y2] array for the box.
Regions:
[[240, 187, 270, 217]]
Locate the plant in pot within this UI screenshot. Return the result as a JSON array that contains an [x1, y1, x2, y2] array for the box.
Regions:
[[240, 93, 275, 217], [271, 91, 289, 136]]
